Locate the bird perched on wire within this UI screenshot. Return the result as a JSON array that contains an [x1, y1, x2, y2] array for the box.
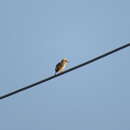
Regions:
[[55, 58, 69, 74]]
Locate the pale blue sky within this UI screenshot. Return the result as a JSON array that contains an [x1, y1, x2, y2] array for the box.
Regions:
[[0, 0, 130, 130]]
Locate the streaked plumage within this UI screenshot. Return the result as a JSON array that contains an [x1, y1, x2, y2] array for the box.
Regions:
[[55, 58, 69, 74]]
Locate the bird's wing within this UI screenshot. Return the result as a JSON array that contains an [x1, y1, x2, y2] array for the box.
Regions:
[[55, 62, 62, 72]]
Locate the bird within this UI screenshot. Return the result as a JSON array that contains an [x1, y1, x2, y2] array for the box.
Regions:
[[55, 58, 69, 74]]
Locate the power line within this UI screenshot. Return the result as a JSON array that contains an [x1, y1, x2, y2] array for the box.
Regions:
[[0, 43, 130, 100]]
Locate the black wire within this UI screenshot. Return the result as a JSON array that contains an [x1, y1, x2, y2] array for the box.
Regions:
[[0, 43, 130, 100]]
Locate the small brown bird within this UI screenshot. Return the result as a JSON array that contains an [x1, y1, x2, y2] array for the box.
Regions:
[[55, 58, 69, 74]]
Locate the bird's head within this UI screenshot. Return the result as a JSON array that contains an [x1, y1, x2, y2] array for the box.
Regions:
[[61, 58, 69, 63]]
